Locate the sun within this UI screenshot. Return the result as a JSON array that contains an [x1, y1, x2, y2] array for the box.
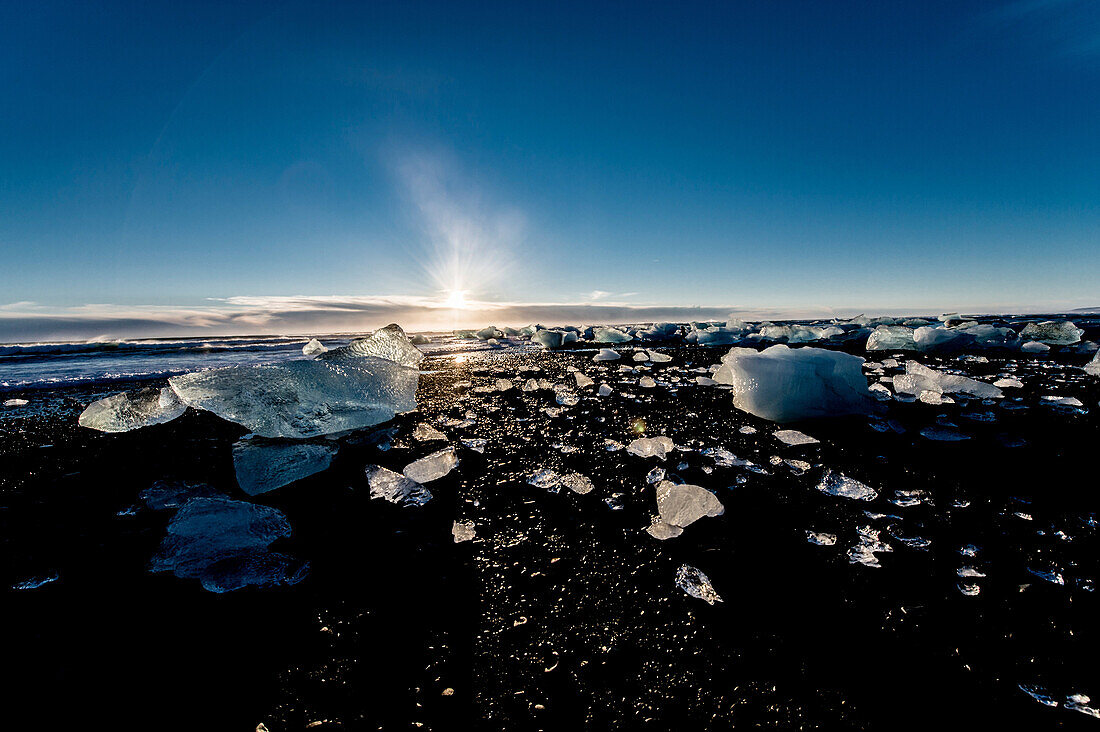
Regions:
[[443, 289, 469, 309]]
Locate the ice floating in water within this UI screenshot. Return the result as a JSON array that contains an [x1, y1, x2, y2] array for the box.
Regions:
[[149, 497, 307, 593], [233, 437, 337, 496], [774, 429, 819, 446], [713, 345, 872, 423], [78, 386, 187, 433], [302, 338, 328, 355], [627, 436, 675, 460], [1019, 320, 1083, 345], [170, 326, 420, 439], [452, 520, 477, 543], [817, 470, 877, 501], [4, 398, 29, 407], [364, 465, 432, 507], [404, 446, 459, 483], [866, 325, 917, 351], [675, 564, 723, 604], [993, 376, 1023, 388], [647, 480, 724, 539], [892, 361, 1003, 399], [594, 348, 621, 361]]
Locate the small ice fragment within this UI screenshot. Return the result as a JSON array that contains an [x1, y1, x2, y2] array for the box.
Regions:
[[817, 470, 877, 501], [1026, 567, 1065, 585], [738, 425, 757, 434], [1085, 348, 1100, 376], [633, 350, 650, 362], [1019, 684, 1059, 707], [527, 469, 562, 492], [4, 398, 29, 407], [627, 436, 676, 460], [461, 438, 487, 453], [574, 372, 594, 388], [992, 376, 1023, 388], [414, 423, 447, 441], [892, 361, 1002, 399], [12, 573, 59, 590], [78, 386, 187, 433], [1020, 340, 1050, 353], [452, 520, 477, 543], [646, 466, 667, 484], [638, 376, 657, 388], [495, 378, 513, 392], [675, 564, 723, 604], [403, 447, 459, 483], [774, 429, 819, 446], [364, 465, 433, 506], [560, 473, 595, 495], [302, 338, 327, 355], [1065, 694, 1100, 718], [598, 383, 613, 397], [647, 351, 672, 363], [806, 531, 837, 546], [695, 376, 718, 386], [594, 348, 621, 361]]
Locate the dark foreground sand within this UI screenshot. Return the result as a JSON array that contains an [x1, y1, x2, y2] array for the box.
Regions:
[[2, 344, 1098, 730]]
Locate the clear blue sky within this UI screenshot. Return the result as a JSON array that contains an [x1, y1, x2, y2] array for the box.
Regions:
[[2, 0, 1098, 339]]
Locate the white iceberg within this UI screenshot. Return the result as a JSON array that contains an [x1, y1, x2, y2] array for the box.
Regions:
[[594, 348, 621, 361], [713, 345, 873, 423]]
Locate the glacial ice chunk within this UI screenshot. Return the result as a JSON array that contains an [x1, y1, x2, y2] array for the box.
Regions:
[[414, 423, 447, 441], [713, 345, 873, 423], [403, 446, 459, 483], [233, 437, 337, 496], [1019, 320, 1083, 345], [452, 520, 477, 543], [648, 480, 724, 538], [675, 564, 723, 604], [866, 326, 916, 351], [913, 326, 973, 352], [170, 351, 418, 439], [4, 398, 29, 407], [149, 497, 307, 593], [560, 472, 595, 494], [1020, 340, 1049, 353], [140, 480, 223, 510], [627, 436, 675, 460], [78, 386, 187, 433], [364, 465, 432, 506], [322, 323, 424, 368], [891, 361, 1002, 399], [302, 338, 328, 355], [574, 372, 595, 388], [477, 326, 503, 340], [1086, 349, 1100, 376], [594, 348, 621, 361], [774, 429, 819, 446], [816, 470, 877, 501], [531, 329, 569, 348], [593, 326, 633, 343]]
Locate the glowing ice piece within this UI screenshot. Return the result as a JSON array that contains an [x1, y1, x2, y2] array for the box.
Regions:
[[78, 387, 187, 433]]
